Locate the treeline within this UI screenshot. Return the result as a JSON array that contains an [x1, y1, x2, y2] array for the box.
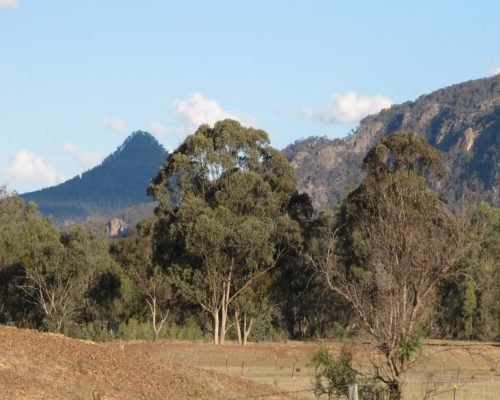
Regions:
[[0, 121, 498, 347]]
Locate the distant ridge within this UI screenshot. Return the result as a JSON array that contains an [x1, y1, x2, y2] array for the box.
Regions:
[[20, 76, 500, 224], [285, 75, 500, 210], [21, 131, 167, 225]]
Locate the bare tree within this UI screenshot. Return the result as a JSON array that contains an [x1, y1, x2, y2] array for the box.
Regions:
[[129, 264, 171, 341], [310, 132, 472, 399], [22, 254, 89, 332]]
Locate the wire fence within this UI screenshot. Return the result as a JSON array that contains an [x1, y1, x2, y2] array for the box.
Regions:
[[200, 364, 500, 400], [182, 358, 500, 400], [137, 343, 500, 400], [225, 387, 313, 400], [219, 378, 500, 400]]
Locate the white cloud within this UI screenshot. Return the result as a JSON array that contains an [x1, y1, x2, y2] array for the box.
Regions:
[[0, 0, 19, 9], [146, 93, 257, 146], [147, 122, 186, 144], [300, 91, 392, 124], [103, 116, 127, 133], [147, 122, 170, 137], [62, 143, 103, 169], [5, 151, 64, 188], [173, 92, 257, 134], [490, 66, 500, 76]]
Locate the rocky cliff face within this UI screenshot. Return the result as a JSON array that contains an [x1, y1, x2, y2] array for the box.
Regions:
[[105, 218, 128, 237], [285, 75, 500, 210]]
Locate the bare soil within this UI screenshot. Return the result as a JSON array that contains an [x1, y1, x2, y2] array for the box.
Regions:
[[1, 326, 499, 399], [0, 326, 297, 399]]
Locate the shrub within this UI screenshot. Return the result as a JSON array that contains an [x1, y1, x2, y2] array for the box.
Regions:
[[312, 346, 356, 398]]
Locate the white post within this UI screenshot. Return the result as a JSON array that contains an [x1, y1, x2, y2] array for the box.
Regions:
[[348, 384, 359, 400]]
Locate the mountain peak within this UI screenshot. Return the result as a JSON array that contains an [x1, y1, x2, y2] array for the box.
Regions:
[[121, 130, 162, 149], [22, 132, 167, 224], [101, 131, 165, 166]]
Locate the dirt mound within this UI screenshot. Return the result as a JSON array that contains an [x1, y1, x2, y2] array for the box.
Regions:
[[0, 326, 292, 399]]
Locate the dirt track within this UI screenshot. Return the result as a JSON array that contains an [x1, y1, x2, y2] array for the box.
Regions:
[[0, 326, 294, 400]]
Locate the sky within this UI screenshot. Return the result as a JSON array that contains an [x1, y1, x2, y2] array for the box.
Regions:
[[1, 0, 499, 193]]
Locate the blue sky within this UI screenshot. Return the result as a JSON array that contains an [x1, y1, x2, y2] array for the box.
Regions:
[[1, 0, 499, 193]]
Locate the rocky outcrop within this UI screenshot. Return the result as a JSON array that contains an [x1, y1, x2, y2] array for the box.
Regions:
[[105, 218, 128, 237], [285, 75, 500, 210]]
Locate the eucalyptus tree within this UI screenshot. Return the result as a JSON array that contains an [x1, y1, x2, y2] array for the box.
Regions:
[[232, 273, 270, 345], [436, 202, 500, 339], [0, 188, 70, 331], [110, 219, 173, 341], [149, 119, 301, 344], [21, 222, 109, 333], [1, 187, 118, 333], [312, 132, 469, 399], [0, 187, 38, 325]]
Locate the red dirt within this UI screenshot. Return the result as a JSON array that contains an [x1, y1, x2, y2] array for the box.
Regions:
[[0, 326, 297, 399]]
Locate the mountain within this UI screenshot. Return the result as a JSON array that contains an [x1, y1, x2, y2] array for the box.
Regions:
[[285, 75, 500, 210], [21, 131, 167, 225], [20, 76, 500, 224]]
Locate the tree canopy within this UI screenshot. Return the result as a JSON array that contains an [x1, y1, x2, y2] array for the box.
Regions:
[[148, 119, 301, 344]]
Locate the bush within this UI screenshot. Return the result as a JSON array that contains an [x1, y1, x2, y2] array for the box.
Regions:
[[117, 318, 153, 340], [311, 346, 391, 399], [358, 383, 389, 399], [175, 316, 204, 340], [312, 346, 356, 398], [77, 321, 115, 341]]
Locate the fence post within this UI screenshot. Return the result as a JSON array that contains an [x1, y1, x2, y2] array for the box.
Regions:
[[348, 383, 359, 400], [453, 365, 460, 400]]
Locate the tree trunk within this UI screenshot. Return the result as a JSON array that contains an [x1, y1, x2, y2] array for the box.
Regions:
[[219, 266, 233, 345], [235, 308, 242, 345], [220, 298, 228, 344], [54, 314, 64, 334], [148, 296, 169, 342], [213, 310, 220, 345], [388, 381, 402, 400], [243, 313, 254, 346], [151, 297, 158, 341]]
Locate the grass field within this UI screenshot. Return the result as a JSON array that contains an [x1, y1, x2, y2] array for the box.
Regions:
[[120, 339, 500, 399], [2, 325, 499, 399]]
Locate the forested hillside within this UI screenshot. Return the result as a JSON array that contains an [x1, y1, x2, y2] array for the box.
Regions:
[[285, 75, 500, 210], [21, 131, 167, 225]]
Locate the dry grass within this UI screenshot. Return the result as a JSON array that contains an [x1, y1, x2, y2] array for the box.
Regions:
[[1, 325, 499, 399], [121, 338, 500, 399]]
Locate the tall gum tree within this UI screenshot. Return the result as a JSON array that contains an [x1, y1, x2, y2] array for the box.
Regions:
[[312, 132, 470, 399], [109, 219, 173, 341], [148, 120, 301, 344]]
